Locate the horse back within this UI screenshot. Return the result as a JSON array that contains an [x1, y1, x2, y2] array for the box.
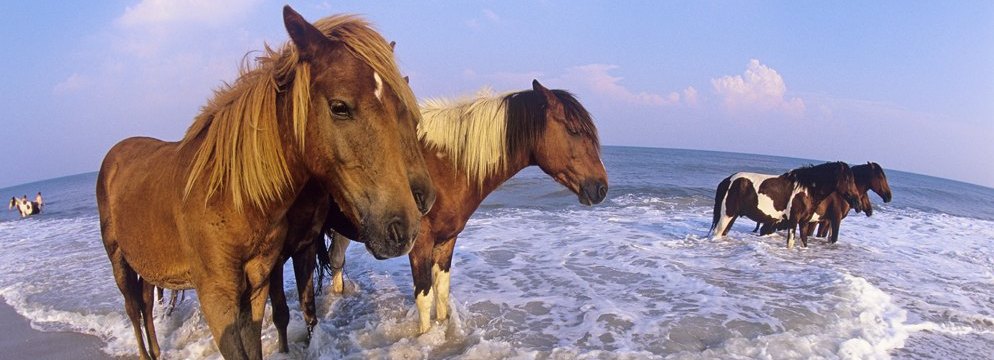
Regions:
[[97, 137, 194, 288], [726, 172, 791, 224]]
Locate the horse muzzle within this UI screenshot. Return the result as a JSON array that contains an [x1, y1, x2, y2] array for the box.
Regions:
[[362, 214, 420, 260], [579, 179, 608, 206]]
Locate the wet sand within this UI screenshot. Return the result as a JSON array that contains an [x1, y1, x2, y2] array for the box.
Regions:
[[0, 297, 118, 359]]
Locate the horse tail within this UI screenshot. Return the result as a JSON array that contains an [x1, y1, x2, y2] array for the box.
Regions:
[[315, 229, 332, 294], [709, 176, 732, 236]]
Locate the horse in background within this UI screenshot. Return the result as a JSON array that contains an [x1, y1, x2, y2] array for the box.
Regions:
[[314, 80, 608, 335], [96, 7, 431, 359], [710, 162, 861, 248], [9, 196, 41, 217], [807, 162, 893, 242]]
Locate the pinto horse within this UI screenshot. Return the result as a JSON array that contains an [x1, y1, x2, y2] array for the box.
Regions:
[[806, 162, 893, 242], [96, 7, 431, 360], [315, 80, 609, 335], [9, 196, 40, 217], [709, 162, 861, 248]]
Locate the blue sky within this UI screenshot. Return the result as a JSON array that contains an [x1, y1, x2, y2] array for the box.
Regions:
[[1, 1, 992, 188]]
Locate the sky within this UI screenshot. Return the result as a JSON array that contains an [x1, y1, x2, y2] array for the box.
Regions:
[[1, 1, 992, 188]]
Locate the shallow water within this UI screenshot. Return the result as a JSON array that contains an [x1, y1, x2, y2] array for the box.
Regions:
[[1, 147, 992, 359]]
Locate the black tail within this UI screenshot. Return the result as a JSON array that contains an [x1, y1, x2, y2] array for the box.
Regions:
[[314, 230, 332, 295], [708, 176, 732, 237]]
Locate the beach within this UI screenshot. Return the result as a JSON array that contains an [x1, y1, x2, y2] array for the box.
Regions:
[[0, 296, 115, 360]]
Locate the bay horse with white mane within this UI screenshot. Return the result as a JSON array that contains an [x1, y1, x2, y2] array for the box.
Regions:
[[709, 161, 861, 248], [316, 80, 608, 335], [96, 6, 432, 359]]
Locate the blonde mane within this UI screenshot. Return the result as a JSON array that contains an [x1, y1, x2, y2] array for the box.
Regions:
[[419, 88, 511, 189], [181, 14, 417, 210]]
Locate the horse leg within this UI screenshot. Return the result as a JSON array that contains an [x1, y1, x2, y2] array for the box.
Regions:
[[752, 222, 761, 233], [241, 261, 274, 360], [432, 236, 457, 323], [109, 249, 152, 360], [804, 222, 816, 238], [722, 216, 738, 237], [785, 220, 797, 249], [329, 232, 350, 294], [140, 280, 161, 359], [829, 216, 842, 244], [798, 222, 810, 247], [156, 287, 164, 305], [409, 225, 435, 333], [292, 245, 318, 340], [166, 290, 179, 316], [197, 274, 248, 359], [269, 260, 291, 353]]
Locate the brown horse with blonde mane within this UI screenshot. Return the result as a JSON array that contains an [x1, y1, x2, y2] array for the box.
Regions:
[[310, 80, 608, 336], [96, 6, 432, 359]]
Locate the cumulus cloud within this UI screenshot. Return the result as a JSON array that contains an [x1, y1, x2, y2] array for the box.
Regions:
[[711, 59, 805, 117], [117, 0, 260, 28], [561, 64, 687, 107]]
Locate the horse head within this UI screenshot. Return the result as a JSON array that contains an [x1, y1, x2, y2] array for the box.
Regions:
[[832, 162, 862, 211], [282, 7, 433, 259], [866, 162, 893, 203], [527, 80, 608, 205]]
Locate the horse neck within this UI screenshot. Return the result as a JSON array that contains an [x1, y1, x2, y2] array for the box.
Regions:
[[472, 148, 532, 203]]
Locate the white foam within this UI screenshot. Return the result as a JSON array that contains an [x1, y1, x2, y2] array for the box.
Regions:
[[1, 195, 993, 358]]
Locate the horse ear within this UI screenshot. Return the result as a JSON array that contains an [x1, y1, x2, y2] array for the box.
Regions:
[[283, 5, 331, 60], [390, 41, 397, 52], [532, 79, 558, 105], [403, 76, 409, 84]]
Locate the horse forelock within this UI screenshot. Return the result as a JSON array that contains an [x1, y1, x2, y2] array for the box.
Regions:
[[313, 15, 419, 123], [179, 13, 408, 211]]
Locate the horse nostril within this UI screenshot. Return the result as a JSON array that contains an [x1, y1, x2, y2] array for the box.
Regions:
[[597, 183, 608, 201], [388, 219, 405, 245]]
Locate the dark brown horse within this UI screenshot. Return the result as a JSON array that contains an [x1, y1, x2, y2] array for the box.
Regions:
[[96, 7, 431, 359], [268, 80, 606, 346], [709, 162, 862, 248], [807, 162, 893, 242]]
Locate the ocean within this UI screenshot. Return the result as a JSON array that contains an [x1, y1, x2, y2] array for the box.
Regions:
[[1, 146, 992, 359]]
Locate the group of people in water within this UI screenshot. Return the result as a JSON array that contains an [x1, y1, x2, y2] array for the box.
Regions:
[[7, 192, 43, 218]]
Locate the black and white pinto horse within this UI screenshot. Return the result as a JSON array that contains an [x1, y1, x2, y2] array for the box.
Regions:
[[751, 162, 893, 243], [708, 162, 862, 248], [9, 197, 41, 218]]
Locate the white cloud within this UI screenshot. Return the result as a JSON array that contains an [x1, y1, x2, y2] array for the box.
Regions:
[[483, 9, 500, 23], [116, 0, 260, 28], [711, 59, 805, 117], [561, 64, 682, 107], [682, 86, 699, 107], [53, 73, 87, 94]]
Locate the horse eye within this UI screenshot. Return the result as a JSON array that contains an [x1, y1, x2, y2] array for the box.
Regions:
[[329, 100, 352, 120]]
